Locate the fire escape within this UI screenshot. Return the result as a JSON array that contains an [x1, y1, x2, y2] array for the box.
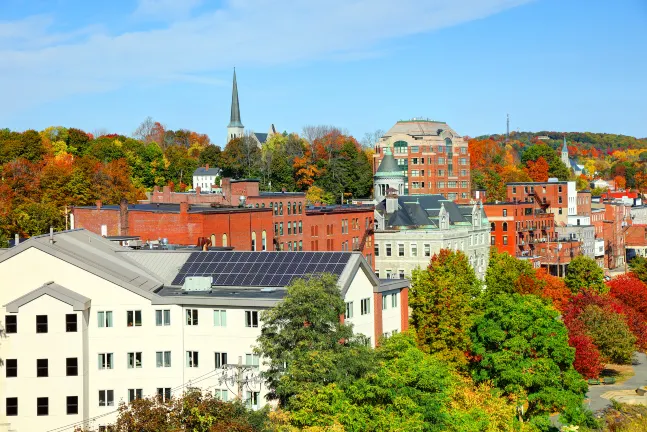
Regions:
[[354, 228, 375, 252]]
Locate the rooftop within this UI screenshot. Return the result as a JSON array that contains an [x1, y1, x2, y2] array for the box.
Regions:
[[74, 203, 271, 214]]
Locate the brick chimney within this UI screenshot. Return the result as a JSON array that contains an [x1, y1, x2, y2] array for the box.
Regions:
[[205, 164, 209, 170], [180, 202, 189, 214], [96, 200, 102, 210], [119, 199, 129, 236], [196, 186, 201, 195]]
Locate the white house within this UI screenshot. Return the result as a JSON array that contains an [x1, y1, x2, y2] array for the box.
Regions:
[[192, 165, 221, 192], [0, 229, 408, 432]]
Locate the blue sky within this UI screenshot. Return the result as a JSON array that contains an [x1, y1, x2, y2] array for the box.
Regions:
[[1, 0, 645, 145]]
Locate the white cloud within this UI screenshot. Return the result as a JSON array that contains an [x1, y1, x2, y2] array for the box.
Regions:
[[0, 0, 533, 115]]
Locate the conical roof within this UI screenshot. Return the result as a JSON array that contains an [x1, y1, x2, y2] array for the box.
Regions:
[[375, 147, 405, 177], [228, 68, 243, 128], [562, 135, 568, 153]]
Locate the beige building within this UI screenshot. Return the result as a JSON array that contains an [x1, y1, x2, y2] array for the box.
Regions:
[[373, 119, 471, 203]]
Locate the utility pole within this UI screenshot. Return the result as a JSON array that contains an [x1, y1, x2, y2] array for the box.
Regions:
[[506, 114, 510, 143], [236, 356, 243, 400]]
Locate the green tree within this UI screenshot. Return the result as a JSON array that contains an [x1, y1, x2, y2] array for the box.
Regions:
[[256, 273, 371, 407], [19, 129, 46, 162], [67, 128, 90, 155], [198, 144, 223, 168], [410, 249, 481, 368], [629, 256, 647, 284], [484, 250, 536, 296], [164, 145, 198, 187], [564, 255, 607, 294], [470, 293, 589, 428], [521, 144, 570, 180], [221, 136, 261, 179], [576, 304, 636, 364], [13, 202, 64, 236]]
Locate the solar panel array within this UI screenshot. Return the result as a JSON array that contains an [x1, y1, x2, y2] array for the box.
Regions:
[[171, 251, 353, 287]]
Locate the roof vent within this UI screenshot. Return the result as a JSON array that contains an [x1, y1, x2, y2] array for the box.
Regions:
[[261, 287, 277, 292], [183, 276, 213, 291]]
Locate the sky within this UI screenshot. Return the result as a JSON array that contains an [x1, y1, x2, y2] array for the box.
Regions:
[[0, 0, 646, 145]]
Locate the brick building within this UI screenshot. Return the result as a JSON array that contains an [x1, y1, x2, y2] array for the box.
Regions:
[[71, 201, 274, 251], [373, 119, 471, 202], [506, 180, 576, 225], [602, 202, 629, 269], [625, 225, 647, 260]]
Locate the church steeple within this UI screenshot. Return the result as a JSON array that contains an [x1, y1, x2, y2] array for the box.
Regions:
[[227, 68, 244, 142], [561, 134, 570, 167]]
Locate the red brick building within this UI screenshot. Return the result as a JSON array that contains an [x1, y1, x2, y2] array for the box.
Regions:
[[506, 181, 574, 225], [602, 203, 629, 269], [372, 120, 471, 203], [71, 201, 274, 251]]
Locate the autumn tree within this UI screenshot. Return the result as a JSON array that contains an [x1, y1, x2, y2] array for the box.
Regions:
[[608, 274, 647, 320], [410, 249, 481, 369], [564, 255, 607, 294], [524, 156, 550, 182], [614, 175, 627, 190]]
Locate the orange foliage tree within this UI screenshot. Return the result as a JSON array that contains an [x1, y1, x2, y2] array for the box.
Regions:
[[524, 156, 550, 182], [614, 175, 627, 190]]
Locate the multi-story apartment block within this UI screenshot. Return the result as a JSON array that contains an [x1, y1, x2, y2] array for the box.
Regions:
[[506, 180, 576, 225], [373, 119, 471, 203], [0, 230, 408, 431]]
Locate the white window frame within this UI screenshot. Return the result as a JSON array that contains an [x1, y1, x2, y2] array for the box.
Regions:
[[215, 352, 228, 368], [156, 351, 171, 368], [245, 353, 260, 368], [127, 352, 142, 369], [360, 298, 371, 315], [186, 309, 198, 326], [127, 310, 142, 327], [245, 310, 259, 328], [97, 311, 113, 328], [99, 390, 114, 407], [424, 243, 431, 257], [155, 309, 171, 326], [127, 389, 143, 402], [186, 351, 199, 368], [98, 353, 113, 370], [410, 243, 418, 257], [213, 310, 227, 327], [345, 301, 353, 319]]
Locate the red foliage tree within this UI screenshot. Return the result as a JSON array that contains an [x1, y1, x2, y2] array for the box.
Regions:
[[608, 274, 647, 321], [535, 268, 571, 311], [568, 331, 605, 379], [524, 156, 550, 182]]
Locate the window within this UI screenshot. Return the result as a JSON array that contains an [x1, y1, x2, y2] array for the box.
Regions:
[[502, 209, 507, 217], [4, 315, 16, 333], [156, 351, 171, 368], [128, 389, 143, 403], [6, 397, 17, 416], [385, 269, 392, 279], [246, 354, 260, 368], [391, 293, 398, 308], [360, 298, 371, 315], [503, 236, 508, 245], [424, 244, 431, 257], [461, 169, 467, 176], [245, 311, 259, 328], [6, 359, 17, 377], [502, 222, 508, 232], [460, 147, 467, 154], [298, 240, 303, 251], [410, 145, 419, 153], [156, 309, 171, 326], [287, 222, 292, 235], [411, 170, 420, 177], [251, 232, 256, 251], [411, 243, 418, 257], [246, 391, 260, 410], [215, 352, 228, 368], [292, 202, 297, 214], [491, 236, 496, 246], [279, 202, 283, 215], [448, 181, 457, 188], [127, 310, 142, 327], [36, 315, 48, 333], [127, 352, 142, 369], [345, 302, 353, 319], [186, 309, 198, 326], [99, 390, 114, 407], [398, 269, 405, 279], [66, 314, 77, 332], [287, 201, 291, 215], [37, 359, 48, 377], [157, 388, 171, 402], [213, 309, 227, 327], [398, 243, 405, 257], [512, 186, 516, 194], [222, 233, 228, 247], [382, 294, 388, 310], [67, 358, 78, 376], [215, 389, 229, 401], [558, 186, 563, 193], [37, 397, 48, 416], [67, 396, 78, 415], [98, 353, 113, 370], [262, 230, 267, 251], [374, 243, 379, 257], [186, 351, 199, 368], [461, 181, 468, 188], [279, 222, 284, 235], [298, 221, 303, 234], [97, 311, 113, 328]]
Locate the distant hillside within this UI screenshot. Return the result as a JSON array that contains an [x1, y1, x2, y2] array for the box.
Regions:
[[477, 131, 647, 152]]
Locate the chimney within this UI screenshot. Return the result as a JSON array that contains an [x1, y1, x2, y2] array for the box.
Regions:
[[205, 164, 209, 170], [96, 200, 102, 210], [180, 202, 189, 214], [386, 197, 398, 214], [196, 186, 201, 195], [119, 199, 129, 236], [49, 227, 54, 244], [14, 233, 19, 246]]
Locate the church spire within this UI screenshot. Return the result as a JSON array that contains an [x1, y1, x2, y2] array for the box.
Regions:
[[562, 134, 568, 153], [228, 68, 243, 128]]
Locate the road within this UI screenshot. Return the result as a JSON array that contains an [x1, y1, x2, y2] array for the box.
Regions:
[[586, 352, 647, 412]]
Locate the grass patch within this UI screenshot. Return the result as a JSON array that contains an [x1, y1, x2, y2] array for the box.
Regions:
[[601, 364, 635, 384], [600, 402, 647, 431]]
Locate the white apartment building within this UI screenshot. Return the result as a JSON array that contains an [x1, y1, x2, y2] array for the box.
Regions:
[[373, 196, 490, 280], [192, 165, 221, 192], [0, 229, 408, 432]]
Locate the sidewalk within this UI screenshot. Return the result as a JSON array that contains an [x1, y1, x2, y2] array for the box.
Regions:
[[586, 352, 647, 412]]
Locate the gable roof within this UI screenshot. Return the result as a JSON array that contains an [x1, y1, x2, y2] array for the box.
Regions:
[[0, 230, 163, 299], [193, 166, 221, 176], [376, 195, 472, 228], [253, 132, 268, 144], [5, 281, 91, 313]]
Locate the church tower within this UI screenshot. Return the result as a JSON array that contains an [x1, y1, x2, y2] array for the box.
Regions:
[[227, 69, 244, 143], [561, 135, 570, 168]]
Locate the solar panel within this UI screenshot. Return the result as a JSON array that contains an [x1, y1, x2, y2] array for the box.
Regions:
[[171, 251, 355, 287]]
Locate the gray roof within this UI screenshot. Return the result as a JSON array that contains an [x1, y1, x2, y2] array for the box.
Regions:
[[4, 281, 91, 313], [376, 195, 471, 228], [253, 132, 268, 144], [383, 119, 456, 137], [375, 148, 404, 177], [121, 250, 192, 285], [228, 69, 243, 128], [193, 166, 221, 176]]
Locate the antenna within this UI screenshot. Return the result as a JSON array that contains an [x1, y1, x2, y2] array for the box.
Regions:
[[506, 114, 510, 142]]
